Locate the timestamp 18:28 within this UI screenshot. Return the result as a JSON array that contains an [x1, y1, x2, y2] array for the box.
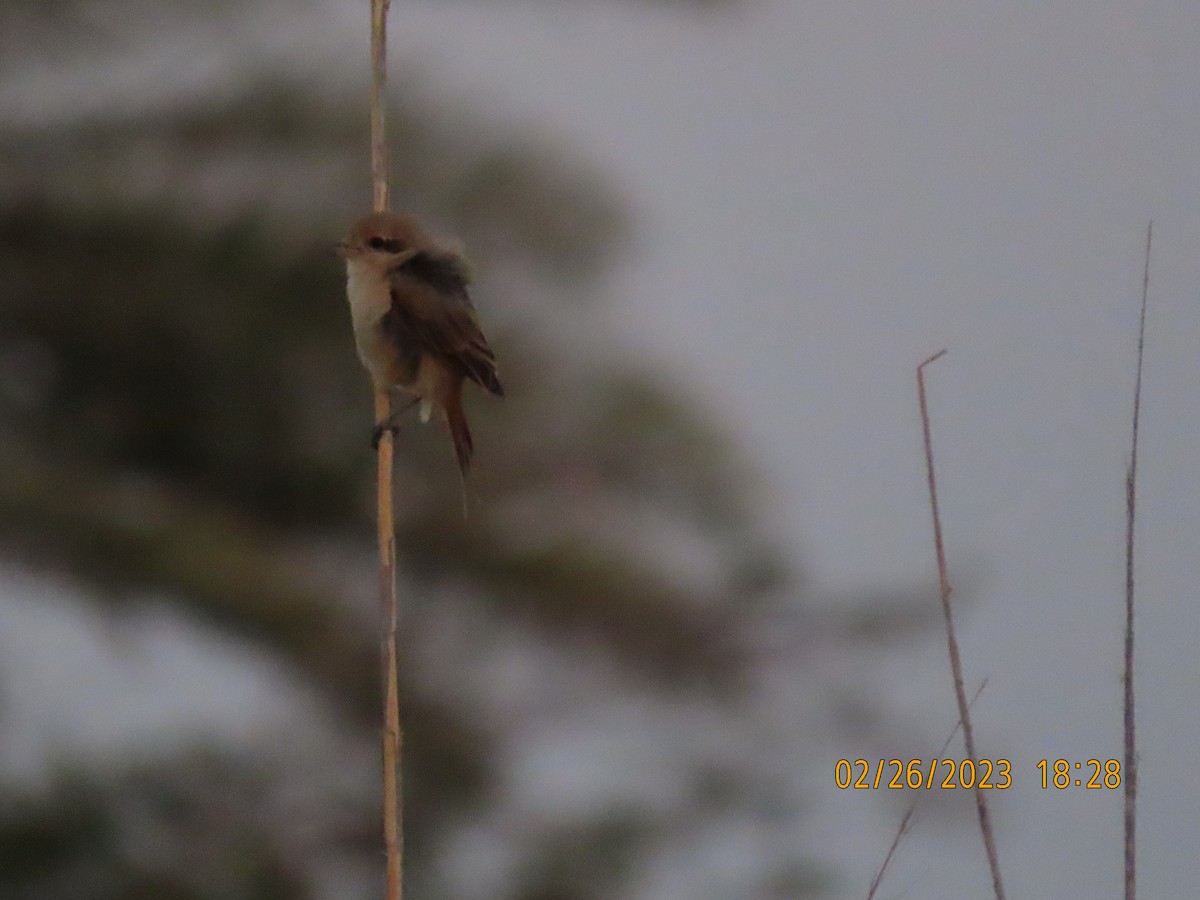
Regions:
[[1037, 759, 1122, 789]]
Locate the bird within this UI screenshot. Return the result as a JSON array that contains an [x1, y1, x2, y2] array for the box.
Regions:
[[335, 211, 503, 481]]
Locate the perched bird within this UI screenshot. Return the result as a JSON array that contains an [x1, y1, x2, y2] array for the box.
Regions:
[[336, 211, 503, 478]]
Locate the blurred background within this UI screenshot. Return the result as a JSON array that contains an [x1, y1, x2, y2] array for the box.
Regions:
[[1, 1, 1198, 898]]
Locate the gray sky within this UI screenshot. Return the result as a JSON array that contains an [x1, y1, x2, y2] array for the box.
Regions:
[[373, 1, 1200, 896]]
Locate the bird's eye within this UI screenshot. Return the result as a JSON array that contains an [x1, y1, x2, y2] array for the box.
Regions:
[[367, 236, 404, 253]]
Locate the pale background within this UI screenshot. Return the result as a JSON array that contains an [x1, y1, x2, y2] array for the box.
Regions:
[[363, 3, 1199, 897]]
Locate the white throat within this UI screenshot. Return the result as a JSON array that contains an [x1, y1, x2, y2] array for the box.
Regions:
[[344, 258, 394, 383]]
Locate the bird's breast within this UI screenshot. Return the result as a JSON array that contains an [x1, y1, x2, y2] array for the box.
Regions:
[[345, 260, 390, 331], [345, 260, 403, 387]]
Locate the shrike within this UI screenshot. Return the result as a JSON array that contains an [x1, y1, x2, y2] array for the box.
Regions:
[[336, 211, 504, 478]]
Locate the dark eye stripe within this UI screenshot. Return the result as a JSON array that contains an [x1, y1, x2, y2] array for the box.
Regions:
[[367, 236, 404, 253]]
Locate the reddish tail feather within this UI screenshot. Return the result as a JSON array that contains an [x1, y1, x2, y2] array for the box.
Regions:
[[443, 387, 474, 479]]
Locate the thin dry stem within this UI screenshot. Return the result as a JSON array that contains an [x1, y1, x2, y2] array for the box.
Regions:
[[377, 389, 402, 900], [1123, 220, 1151, 900], [369, 1, 402, 899], [916, 351, 1006, 900], [370, 0, 390, 213], [867, 680, 988, 900]]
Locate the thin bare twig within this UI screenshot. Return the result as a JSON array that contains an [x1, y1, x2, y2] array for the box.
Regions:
[[1123, 220, 1152, 900], [369, 1, 402, 899], [916, 350, 1006, 900], [867, 680, 988, 900], [370, 0, 390, 214]]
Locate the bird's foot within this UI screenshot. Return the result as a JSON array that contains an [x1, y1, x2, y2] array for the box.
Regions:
[[370, 397, 421, 449], [371, 419, 399, 450]]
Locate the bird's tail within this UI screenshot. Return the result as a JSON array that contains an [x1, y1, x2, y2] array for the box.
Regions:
[[443, 389, 474, 518], [443, 386, 474, 485]]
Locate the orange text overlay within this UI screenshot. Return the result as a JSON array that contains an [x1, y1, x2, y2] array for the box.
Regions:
[[1036, 759, 1122, 789], [834, 758, 1012, 790]]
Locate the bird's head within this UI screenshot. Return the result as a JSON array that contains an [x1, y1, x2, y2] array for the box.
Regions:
[[335, 211, 432, 266]]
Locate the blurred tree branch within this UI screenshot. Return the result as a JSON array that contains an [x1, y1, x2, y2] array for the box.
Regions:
[[0, 5, 826, 899]]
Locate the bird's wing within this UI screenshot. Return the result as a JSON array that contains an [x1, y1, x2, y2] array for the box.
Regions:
[[385, 251, 505, 397]]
